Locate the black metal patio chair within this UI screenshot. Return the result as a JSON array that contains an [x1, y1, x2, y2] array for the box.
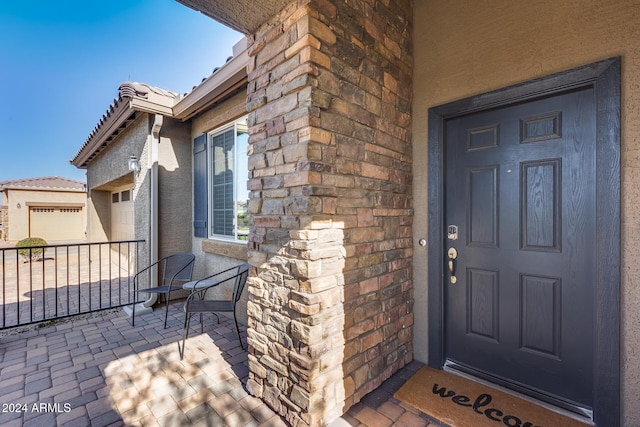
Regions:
[[131, 253, 195, 328], [178, 263, 249, 359]]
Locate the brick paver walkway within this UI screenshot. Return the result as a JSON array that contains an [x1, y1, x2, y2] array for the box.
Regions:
[[0, 305, 435, 427]]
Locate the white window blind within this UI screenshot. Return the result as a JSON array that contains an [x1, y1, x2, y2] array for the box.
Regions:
[[207, 118, 249, 241]]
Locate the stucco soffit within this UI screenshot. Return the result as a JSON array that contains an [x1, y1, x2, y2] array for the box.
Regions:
[[175, 0, 291, 34], [172, 47, 249, 120], [128, 97, 174, 116]]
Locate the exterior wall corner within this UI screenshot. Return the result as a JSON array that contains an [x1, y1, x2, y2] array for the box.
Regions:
[[245, 0, 413, 425]]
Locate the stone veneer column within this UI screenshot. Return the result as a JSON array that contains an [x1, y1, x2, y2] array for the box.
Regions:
[[0, 205, 8, 240], [245, 1, 413, 426]]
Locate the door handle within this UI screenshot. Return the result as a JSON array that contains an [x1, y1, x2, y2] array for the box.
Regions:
[[448, 247, 458, 284]]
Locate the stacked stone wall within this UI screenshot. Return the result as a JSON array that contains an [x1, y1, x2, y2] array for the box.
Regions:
[[1, 205, 7, 240], [245, 1, 413, 425]]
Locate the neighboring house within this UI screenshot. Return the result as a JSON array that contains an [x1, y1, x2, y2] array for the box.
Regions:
[[73, 0, 640, 426], [0, 177, 86, 242]]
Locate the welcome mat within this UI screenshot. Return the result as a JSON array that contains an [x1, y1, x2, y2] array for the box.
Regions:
[[394, 366, 592, 427]]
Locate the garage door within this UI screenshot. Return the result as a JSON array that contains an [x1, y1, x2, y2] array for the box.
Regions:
[[111, 188, 134, 241], [30, 207, 84, 241]]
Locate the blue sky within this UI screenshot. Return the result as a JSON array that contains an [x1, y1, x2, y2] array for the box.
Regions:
[[0, 0, 242, 183]]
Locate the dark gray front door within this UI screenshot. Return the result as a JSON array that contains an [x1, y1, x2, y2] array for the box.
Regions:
[[444, 87, 596, 409]]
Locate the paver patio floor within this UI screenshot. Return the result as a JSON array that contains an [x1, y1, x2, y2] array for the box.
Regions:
[[0, 304, 434, 427]]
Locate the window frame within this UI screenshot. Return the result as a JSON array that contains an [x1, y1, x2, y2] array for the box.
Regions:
[[206, 116, 248, 243]]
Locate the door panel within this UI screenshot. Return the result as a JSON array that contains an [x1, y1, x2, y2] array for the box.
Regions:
[[468, 167, 498, 247], [521, 159, 561, 251], [444, 88, 595, 408], [111, 188, 134, 241]]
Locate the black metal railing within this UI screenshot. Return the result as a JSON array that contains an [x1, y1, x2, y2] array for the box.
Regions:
[[0, 240, 145, 329]]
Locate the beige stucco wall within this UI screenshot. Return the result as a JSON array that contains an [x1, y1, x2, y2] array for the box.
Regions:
[[191, 90, 247, 142], [3, 189, 86, 242], [158, 118, 193, 258], [412, 0, 640, 424]]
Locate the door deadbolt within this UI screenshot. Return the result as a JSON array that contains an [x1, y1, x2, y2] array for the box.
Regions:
[[447, 247, 458, 259], [447, 225, 459, 240]]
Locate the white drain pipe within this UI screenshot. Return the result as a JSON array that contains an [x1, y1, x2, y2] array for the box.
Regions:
[[141, 114, 162, 309], [126, 114, 162, 317]]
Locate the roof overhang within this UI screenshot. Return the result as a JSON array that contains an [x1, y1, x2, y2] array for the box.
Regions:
[[4, 187, 86, 193], [173, 47, 249, 120], [70, 83, 181, 168], [0, 177, 87, 192], [127, 97, 174, 117], [70, 100, 137, 168], [175, 0, 291, 34]]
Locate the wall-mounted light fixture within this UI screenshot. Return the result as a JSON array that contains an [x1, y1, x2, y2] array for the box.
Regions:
[[128, 155, 141, 174]]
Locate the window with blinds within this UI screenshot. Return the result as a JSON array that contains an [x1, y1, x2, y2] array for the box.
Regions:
[[198, 117, 249, 242], [211, 128, 235, 237]]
